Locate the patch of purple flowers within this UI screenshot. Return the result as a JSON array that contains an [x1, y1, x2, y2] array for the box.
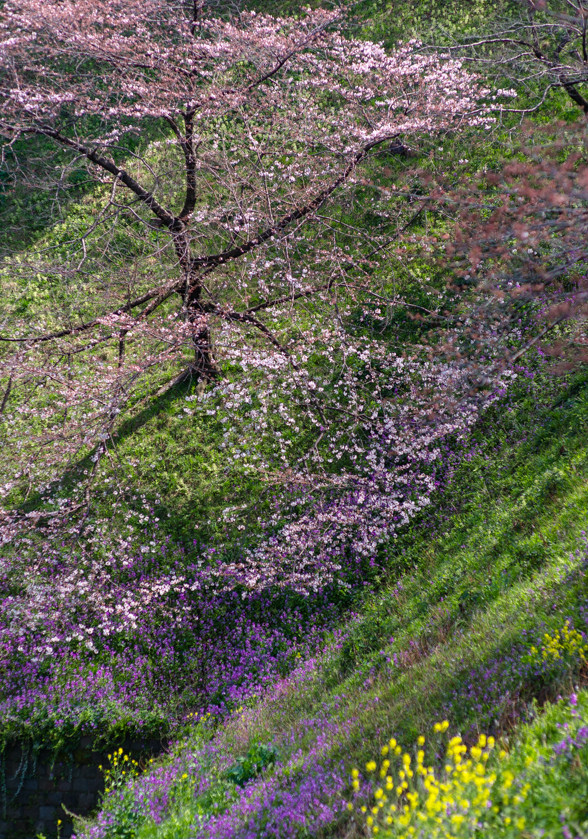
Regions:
[[0, 538, 352, 747]]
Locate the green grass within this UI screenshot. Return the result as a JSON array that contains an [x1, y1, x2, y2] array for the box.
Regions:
[[228, 370, 588, 740]]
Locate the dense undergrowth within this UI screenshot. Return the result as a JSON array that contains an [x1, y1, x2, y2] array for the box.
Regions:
[[0, 0, 586, 837]]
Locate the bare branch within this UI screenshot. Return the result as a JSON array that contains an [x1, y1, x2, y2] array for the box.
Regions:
[[33, 127, 179, 229]]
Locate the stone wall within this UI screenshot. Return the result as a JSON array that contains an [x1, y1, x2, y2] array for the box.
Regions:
[[0, 737, 164, 839]]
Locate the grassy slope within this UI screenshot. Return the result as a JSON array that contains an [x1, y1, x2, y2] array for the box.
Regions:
[[78, 365, 588, 838]]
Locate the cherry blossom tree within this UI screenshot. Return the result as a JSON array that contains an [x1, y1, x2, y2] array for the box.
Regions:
[[0, 0, 511, 572], [0, 1, 492, 369]]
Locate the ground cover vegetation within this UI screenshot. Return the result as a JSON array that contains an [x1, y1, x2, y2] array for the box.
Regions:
[[71, 365, 588, 838], [0, 0, 586, 837]]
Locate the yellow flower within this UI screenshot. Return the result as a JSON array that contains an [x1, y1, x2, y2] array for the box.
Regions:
[[502, 770, 514, 789], [417, 736, 425, 746], [366, 761, 377, 772]]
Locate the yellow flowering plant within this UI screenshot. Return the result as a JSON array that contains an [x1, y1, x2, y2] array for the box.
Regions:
[[350, 691, 588, 838], [99, 748, 141, 797], [527, 621, 588, 669], [349, 722, 528, 838]]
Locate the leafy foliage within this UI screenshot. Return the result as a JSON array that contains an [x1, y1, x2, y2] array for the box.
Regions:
[[225, 742, 279, 788]]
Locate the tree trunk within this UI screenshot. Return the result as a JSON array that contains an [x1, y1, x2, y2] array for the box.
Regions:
[[186, 299, 218, 383], [183, 269, 219, 384], [173, 229, 219, 385]]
